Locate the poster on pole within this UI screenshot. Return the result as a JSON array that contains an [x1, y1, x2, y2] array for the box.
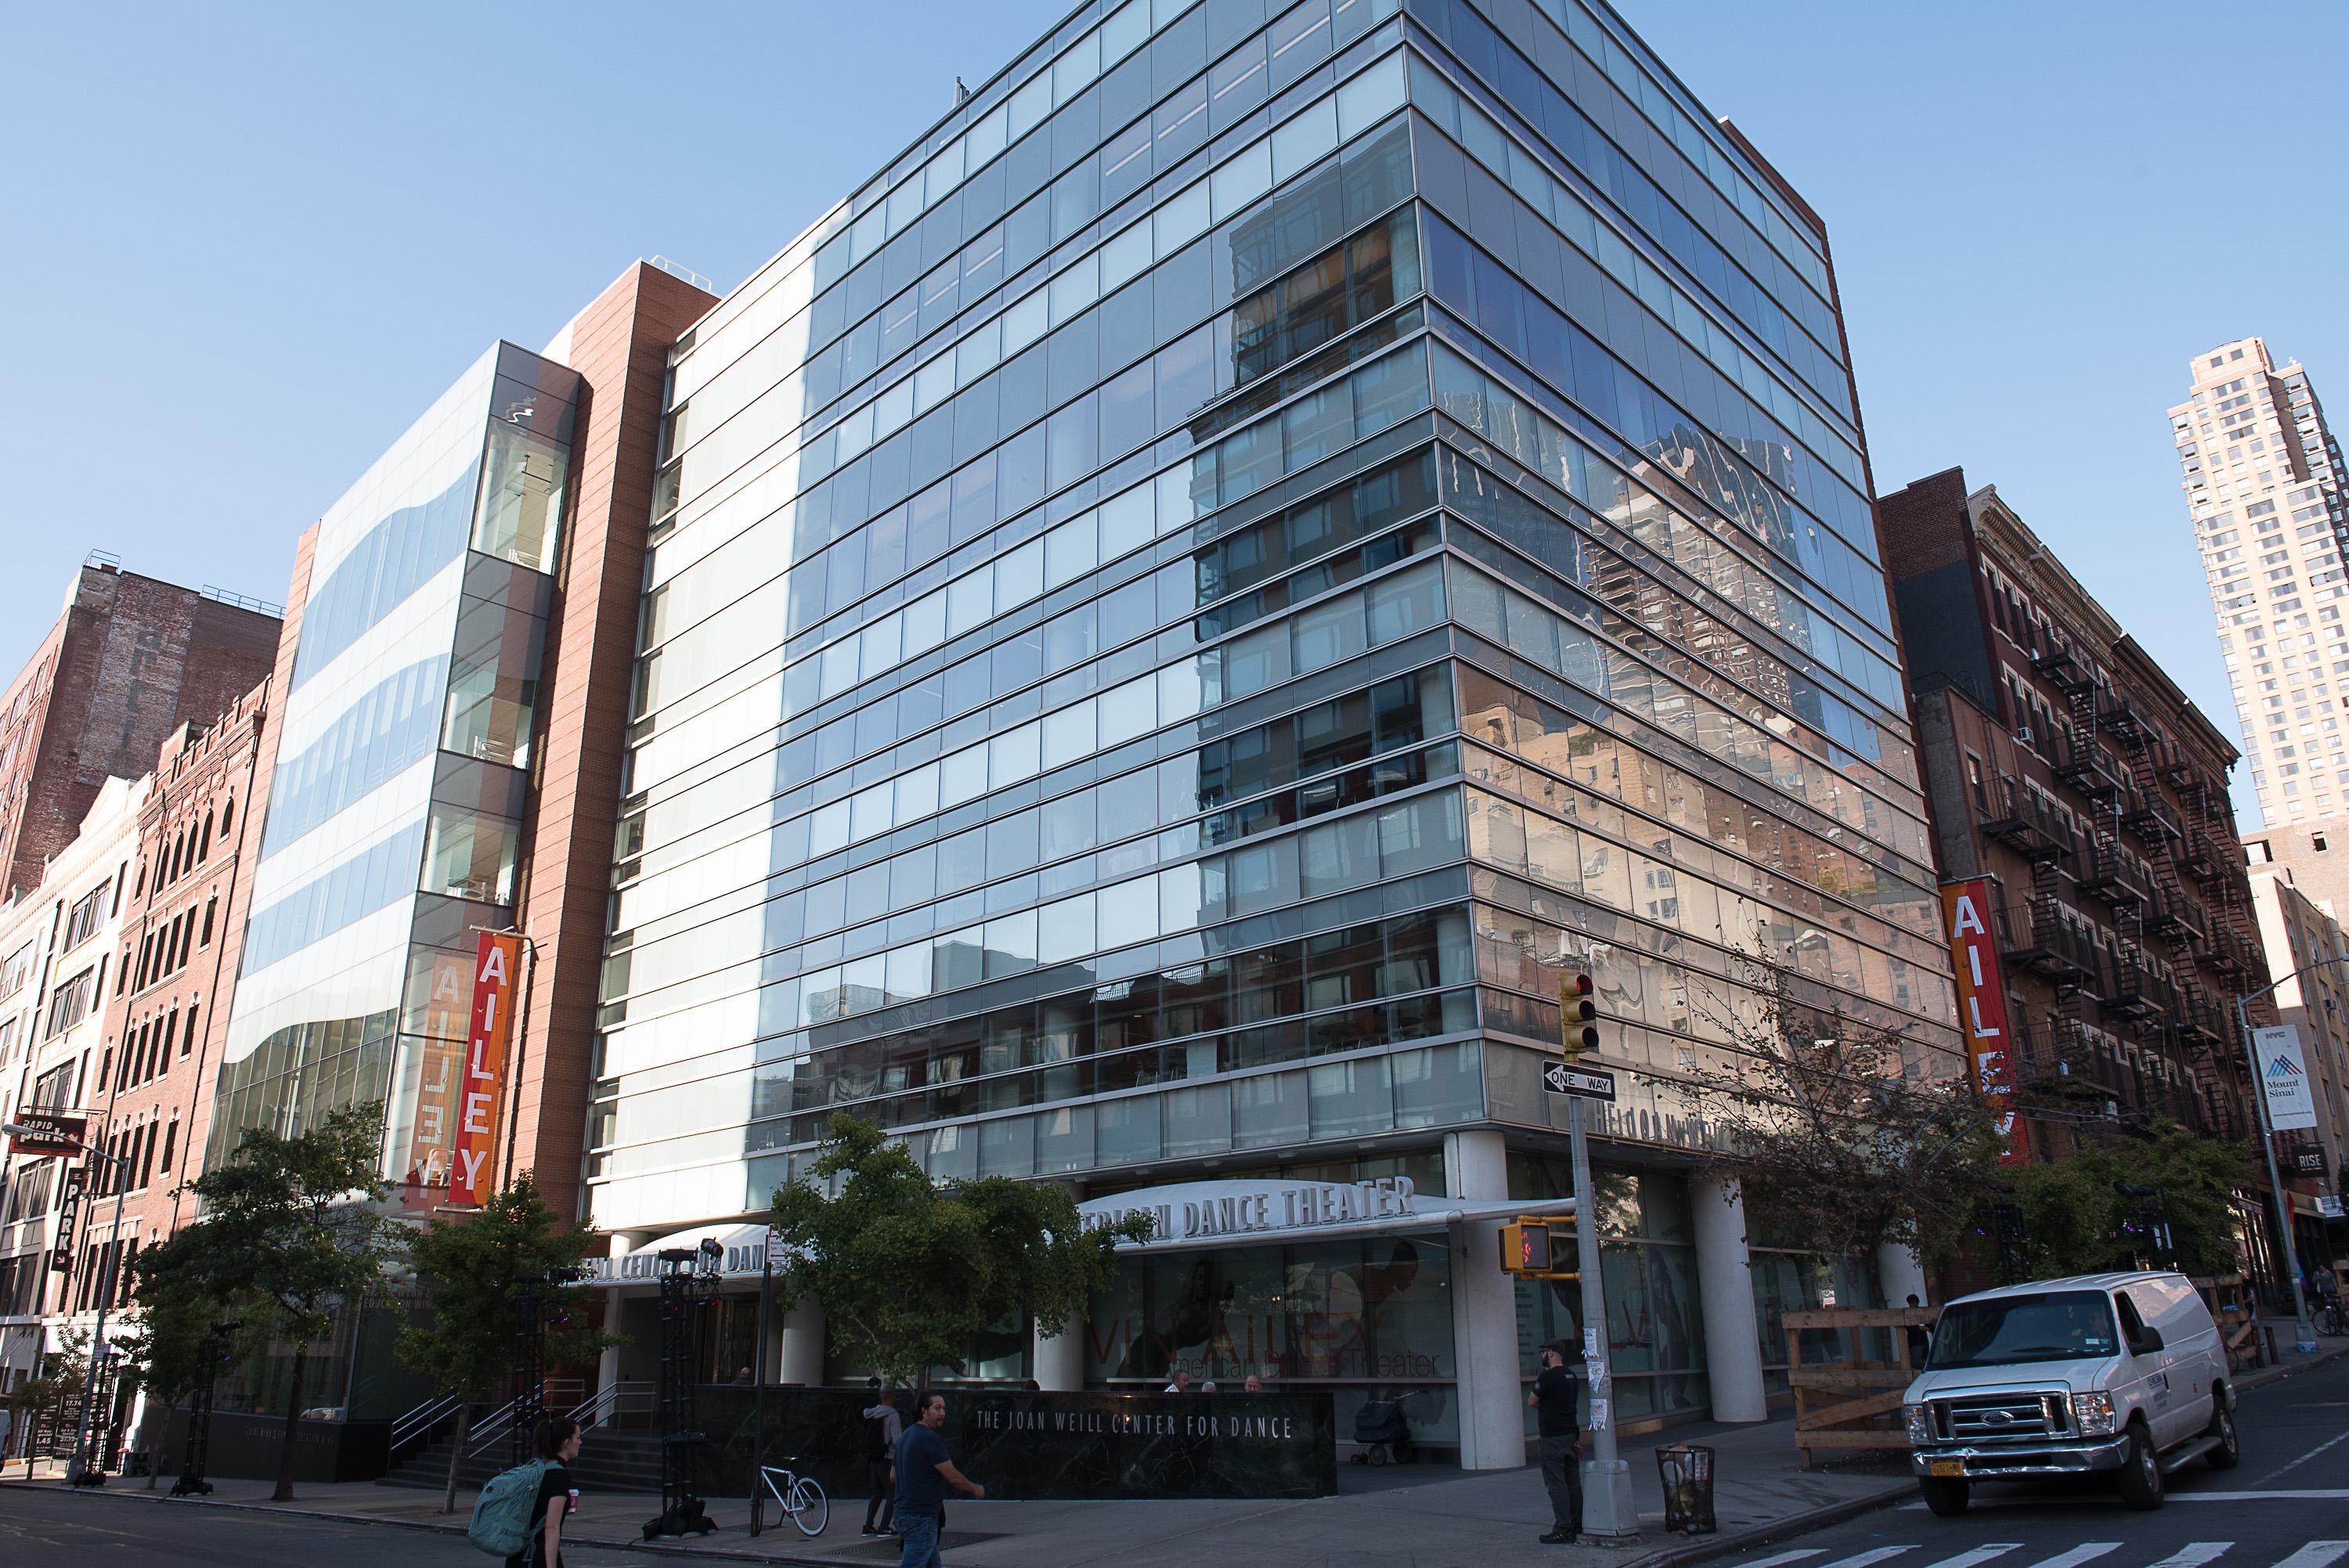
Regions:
[[2253, 1025, 2320, 1134], [1941, 879, 2027, 1163], [449, 931, 521, 1206]]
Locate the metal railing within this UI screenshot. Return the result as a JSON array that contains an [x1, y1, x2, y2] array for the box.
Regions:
[[465, 1379, 585, 1458], [568, 1380, 656, 1433], [389, 1394, 461, 1458]]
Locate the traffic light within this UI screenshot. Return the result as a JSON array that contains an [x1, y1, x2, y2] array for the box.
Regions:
[[1561, 971, 1598, 1060], [1499, 1217, 1579, 1280]]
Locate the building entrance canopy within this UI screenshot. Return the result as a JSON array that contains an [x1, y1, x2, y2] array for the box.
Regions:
[[587, 1220, 776, 1285], [1077, 1177, 1572, 1252]]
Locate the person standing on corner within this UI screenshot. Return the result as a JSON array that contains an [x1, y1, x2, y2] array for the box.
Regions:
[[511, 1415, 583, 1568], [895, 1390, 984, 1568], [862, 1377, 903, 1537], [1529, 1338, 1582, 1545]]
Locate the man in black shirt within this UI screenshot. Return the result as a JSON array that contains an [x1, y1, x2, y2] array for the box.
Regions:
[[1528, 1338, 1581, 1545]]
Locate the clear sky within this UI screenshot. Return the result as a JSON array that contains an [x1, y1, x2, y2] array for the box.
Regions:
[[2, 2, 2343, 822]]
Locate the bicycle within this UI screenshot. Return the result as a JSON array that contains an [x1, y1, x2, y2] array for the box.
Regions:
[[2318, 1298, 2347, 1338], [759, 1461, 829, 1537]]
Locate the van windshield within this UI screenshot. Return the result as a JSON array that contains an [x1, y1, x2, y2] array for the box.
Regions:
[[1928, 1291, 2119, 1369]]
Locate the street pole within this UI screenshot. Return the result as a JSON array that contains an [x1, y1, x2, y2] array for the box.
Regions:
[[749, 1232, 774, 1536], [1567, 1091, 1636, 1544], [2235, 993, 2318, 1354], [67, 1138, 130, 1487]]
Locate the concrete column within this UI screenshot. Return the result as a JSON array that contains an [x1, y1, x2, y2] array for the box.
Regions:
[[594, 1235, 632, 1409], [1690, 1173, 1767, 1423], [780, 1293, 825, 1386], [1877, 1242, 1930, 1312], [1033, 1306, 1085, 1391], [1445, 1128, 1525, 1470]]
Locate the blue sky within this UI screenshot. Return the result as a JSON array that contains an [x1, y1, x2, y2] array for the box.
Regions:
[[2, 2, 2343, 820]]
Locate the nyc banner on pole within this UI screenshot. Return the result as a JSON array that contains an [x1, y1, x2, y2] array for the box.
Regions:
[[1942, 879, 2028, 1164], [449, 931, 521, 1206]]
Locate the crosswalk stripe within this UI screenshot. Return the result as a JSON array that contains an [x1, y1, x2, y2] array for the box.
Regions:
[[2144, 1546, 2232, 1568], [2266, 1545, 2349, 1568], [1919, 1547, 2024, 1568], [2020, 1545, 2120, 1568], [1818, 1549, 1920, 1568], [1732, 1553, 1825, 1568]]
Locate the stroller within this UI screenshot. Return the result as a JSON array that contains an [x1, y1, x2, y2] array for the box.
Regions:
[[1350, 1396, 1420, 1466]]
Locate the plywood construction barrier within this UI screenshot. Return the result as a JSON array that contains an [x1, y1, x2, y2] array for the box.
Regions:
[[1784, 1305, 1939, 1469], [2188, 1274, 2267, 1373]]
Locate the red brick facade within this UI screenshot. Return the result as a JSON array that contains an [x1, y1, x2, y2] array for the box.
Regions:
[[509, 265, 716, 1221], [85, 678, 273, 1273], [0, 566, 280, 902]]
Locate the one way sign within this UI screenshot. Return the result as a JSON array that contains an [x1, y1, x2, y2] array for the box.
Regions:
[[1543, 1062, 1616, 1101]]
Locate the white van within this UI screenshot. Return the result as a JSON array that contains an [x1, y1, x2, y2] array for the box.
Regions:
[[1900, 1271, 2238, 1514]]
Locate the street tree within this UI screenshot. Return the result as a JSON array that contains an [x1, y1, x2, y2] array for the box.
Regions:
[[396, 1172, 615, 1513], [2, 1327, 88, 1479], [2002, 1118, 2252, 1278], [1682, 963, 2009, 1267], [768, 1112, 1150, 1386], [114, 1268, 224, 1488], [133, 1102, 404, 1500]]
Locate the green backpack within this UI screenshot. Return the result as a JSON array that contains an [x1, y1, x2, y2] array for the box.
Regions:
[[469, 1458, 552, 1557]]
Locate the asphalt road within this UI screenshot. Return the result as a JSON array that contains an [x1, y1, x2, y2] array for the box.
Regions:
[[0, 1484, 645, 1567], [1721, 1353, 2349, 1568]]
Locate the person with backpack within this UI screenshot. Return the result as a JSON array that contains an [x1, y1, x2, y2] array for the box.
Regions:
[[469, 1415, 582, 1568], [861, 1378, 902, 1538]]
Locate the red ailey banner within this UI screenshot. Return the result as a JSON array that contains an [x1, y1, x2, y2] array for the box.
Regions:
[[1941, 879, 2028, 1164], [449, 931, 521, 1206]]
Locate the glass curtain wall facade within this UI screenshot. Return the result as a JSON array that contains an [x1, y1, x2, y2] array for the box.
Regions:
[[209, 343, 580, 1207], [597, 0, 1958, 1423]]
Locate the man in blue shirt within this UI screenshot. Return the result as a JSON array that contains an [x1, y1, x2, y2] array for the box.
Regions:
[[894, 1390, 986, 1568]]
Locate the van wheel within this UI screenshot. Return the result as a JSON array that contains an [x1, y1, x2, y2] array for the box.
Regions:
[[2204, 1397, 2240, 1469], [1920, 1476, 1968, 1517], [2116, 1423, 2164, 1510]]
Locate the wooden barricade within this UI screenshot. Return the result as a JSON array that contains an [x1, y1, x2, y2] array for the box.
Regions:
[[1784, 1305, 1938, 1469], [2188, 1274, 2266, 1372]]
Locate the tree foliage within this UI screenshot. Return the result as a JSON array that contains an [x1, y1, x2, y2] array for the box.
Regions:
[[2, 1327, 88, 1477], [1683, 966, 2008, 1265], [396, 1173, 615, 1511], [133, 1102, 404, 1498], [114, 1268, 225, 1486], [769, 1113, 1150, 1386], [2001, 1119, 2252, 1278]]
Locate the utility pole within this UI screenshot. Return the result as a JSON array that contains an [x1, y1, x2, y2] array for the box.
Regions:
[[1556, 977, 1636, 1545]]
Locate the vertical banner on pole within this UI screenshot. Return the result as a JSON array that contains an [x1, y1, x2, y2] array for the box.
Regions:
[[1942, 879, 2027, 1164], [450, 932, 520, 1206], [2253, 1025, 2322, 1134]]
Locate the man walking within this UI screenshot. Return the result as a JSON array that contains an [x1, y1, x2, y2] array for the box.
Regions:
[[895, 1390, 985, 1568], [1529, 1338, 1582, 1544], [861, 1378, 902, 1537]]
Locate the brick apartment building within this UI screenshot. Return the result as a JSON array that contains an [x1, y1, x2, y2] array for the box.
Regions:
[[88, 680, 275, 1283], [1882, 468, 2269, 1154], [0, 561, 280, 902]]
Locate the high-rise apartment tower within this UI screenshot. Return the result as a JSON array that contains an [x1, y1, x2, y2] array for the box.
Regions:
[[2175, 338, 2347, 836]]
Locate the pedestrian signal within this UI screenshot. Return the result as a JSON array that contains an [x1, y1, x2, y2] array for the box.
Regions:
[[1561, 971, 1599, 1059], [1499, 1218, 1578, 1280]]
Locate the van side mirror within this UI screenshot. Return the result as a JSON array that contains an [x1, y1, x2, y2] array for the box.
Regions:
[[2131, 1326, 2164, 1355]]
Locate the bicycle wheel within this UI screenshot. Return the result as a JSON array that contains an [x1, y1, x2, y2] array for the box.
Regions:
[[788, 1476, 828, 1537]]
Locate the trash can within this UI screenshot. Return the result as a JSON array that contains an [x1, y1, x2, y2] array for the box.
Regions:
[[1656, 1444, 1715, 1535]]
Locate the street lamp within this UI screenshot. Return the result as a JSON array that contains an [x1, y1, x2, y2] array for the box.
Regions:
[[2233, 961, 2341, 1355], [4, 1119, 131, 1486]]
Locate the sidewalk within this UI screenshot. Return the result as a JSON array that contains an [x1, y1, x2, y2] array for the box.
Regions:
[[12, 1338, 2343, 1568], [2, 1409, 1911, 1568]]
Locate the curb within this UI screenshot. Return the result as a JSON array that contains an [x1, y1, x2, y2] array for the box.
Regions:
[[1620, 1480, 1914, 1568], [0, 1480, 840, 1567]]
